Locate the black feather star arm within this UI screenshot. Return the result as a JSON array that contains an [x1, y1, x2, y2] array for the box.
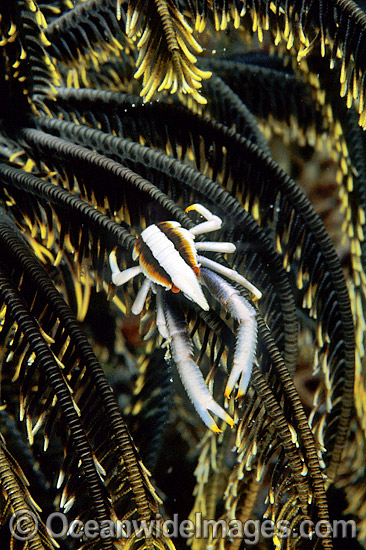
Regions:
[[123, 349, 174, 473], [33, 92, 354, 475], [1, 1, 366, 550], [43, 0, 211, 101], [45, 0, 130, 75], [28, 112, 298, 371], [0, 95, 354, 548], [5, 113, 344, 547], [45, 0, 366, 124], [177, 0, 366, 125], [0, 205, 170, 550], [122, 0, 212, 102], [0, 431, 58, 550], [0, 0, 59, 121]]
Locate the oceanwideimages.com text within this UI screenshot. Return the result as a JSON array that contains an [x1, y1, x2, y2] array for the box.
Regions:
[[9, 510, 356, 544]]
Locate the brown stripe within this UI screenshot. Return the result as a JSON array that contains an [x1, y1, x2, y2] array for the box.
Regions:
[[157, 222, 199, 273], [134, 236, 173, 288]]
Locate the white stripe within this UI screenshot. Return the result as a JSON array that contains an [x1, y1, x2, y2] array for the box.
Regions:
[[201, 269, 257, 399], [131, 279, 151, 315], [198, 255, 262, 299], [185, 204, 222, 235], [109, 252, 142, 286], [224, 294, 257, 398], [195, 241, 236, 253], [155, 287, 170, 340], [164, 303, 234, 431], [141, 225, 209, 310], [189, 217, 222, 236]]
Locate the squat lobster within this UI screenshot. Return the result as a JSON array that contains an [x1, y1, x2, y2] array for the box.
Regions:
[[109, 204, 261, 432]]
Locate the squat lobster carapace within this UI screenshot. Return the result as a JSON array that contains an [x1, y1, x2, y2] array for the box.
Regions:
[[109, 204, 261, 432]]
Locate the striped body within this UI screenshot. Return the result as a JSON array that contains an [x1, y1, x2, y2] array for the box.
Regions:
[[109, 203, 261, 432], [133, 221, 209, 311]]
